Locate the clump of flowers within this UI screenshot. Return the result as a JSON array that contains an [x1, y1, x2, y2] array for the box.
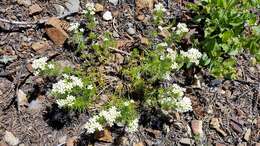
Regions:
[[56, 95, 76, 108], [84, 3, 96, 15], [153, 3, 167, 24], [180, 48, 202, 65], [32, 57, 56, 75], [175, 23, 189, 35], [158, 84, 193, 112], [83, 99, 139, 134], [68, 22, 80, 32]]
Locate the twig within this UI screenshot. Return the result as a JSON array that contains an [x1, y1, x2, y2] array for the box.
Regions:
[[109, 47, 130, 56], [0, 11, 82, 27]]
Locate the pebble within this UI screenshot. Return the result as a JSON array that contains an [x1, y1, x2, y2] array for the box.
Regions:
[[17, 0, 31, 7], [180, 138, 194, 145], [109, 0, 118, 5], [243, 128, 251, 142], [95, 3, 104, 12], [16, 89, 28, 107], [4, 131, 20, 146], [191, 120, 203, 136], [112, 31, 120, 38], [230, 121, 243, 133], [127, 27, 136, 35], [103, 11, 113, 21], [29, 4, 42, 15]]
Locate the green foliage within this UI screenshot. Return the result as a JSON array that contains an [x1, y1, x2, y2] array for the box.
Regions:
[[187, 0, 259, 79]]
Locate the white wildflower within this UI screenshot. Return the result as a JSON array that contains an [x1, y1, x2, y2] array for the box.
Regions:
[[175, 23, 189, 35], [154, 3, 166, 12], [103, 11, 113, 21], [100, 106, 121, 127], [47, 64, 54, 69], [56, 95, 76, 108], [68, 22, 80, 32], [52, 75, 83, 94], [32, 57, 48, 73], [79, 28, 85, 32], [126, 118, 139, 133], [171, 62, 179, 70], [157, 42, 168, 48], [84, 3, 96, 15], [172, 84, 186, 97], [180, 48, 202, 65], [166, 48, 177, 61], [175, 97, 193, 113], [164, 72, 171, 80], [87, 84, 93, 90], [84, 115, 103, 134]]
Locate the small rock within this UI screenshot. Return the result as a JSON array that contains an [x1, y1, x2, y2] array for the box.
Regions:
[[117, 136, 129, 146], [243, 129, 251, 142], [4, 131, 20, 146], [215, 143, 225, 146], [95, 3, 104, 12], [53, 4, 65, 16], [96, 129, 113, 143], [28, 99, 42, 111], [136, 0, 154, 13], [66, 137, 77, 146], [127, 27, 136, 35], [145, 128, 161, 139], [31, 41, 50, 53], [191, 120, 203, 136], [109, 0, 118, 5], [29, 4, 42, 15], [103, 11, 113, 21], [16, 89, 28, 107], [230, 121, 243, 133], [180, 138, 194, 145], [45, 17, 69, 45], [140, 36, 149, 45], [17, 0, 32, 7], [112, 31, 119, 38], [210, 118, 227, 137], [0, 141, 8, 146], [64, 0, 80, 14], [134, 142, 144, 146], [136, 15, 145, 21], [237, 142, 247, 146], [58, 135, 67, 144], [257, 117, 260, 129]]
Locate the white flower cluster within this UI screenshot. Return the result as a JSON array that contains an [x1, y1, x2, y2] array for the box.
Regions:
[[84, 115, 103, 134], [83, 106, 121, 133], [32, 57, 55, 75], [166, 48, 179, 70], [180, 48, 202, 65], [56, 95, 76, 108], [125, 118, 139, 133], [100, 106, 121, 126], [159, 84, 193, 113], [175, 97, 193, 113], [154, 3, 166, 12], [172, 84, 186, 97], [52, 75, 84, 95], [175, 23, 189, 35], [68, 22, 80, 32], [83, 3, 96, 15]]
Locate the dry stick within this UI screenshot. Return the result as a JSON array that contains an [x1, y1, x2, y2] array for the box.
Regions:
[[109, 47, 130, 56], [0, 11, 82, 27]]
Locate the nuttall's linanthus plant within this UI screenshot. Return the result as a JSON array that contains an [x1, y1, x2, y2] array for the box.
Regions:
[[180, 48, 202, 65]]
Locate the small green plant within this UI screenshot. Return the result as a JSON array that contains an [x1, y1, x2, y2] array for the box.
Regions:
[[187, 0, 259, 78]]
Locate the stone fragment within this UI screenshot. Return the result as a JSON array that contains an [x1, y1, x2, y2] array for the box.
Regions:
[[95, 3, 104, 12], [210, 118, 227, 137], [145, 128, 161, 139], [4, 131, 20, 146], [191, 120, 203, 136], [215, 143, 225, 146], [109, 0, 118, 5], [140, 36, 149, 45], [243, 129, 251, 142], [31, 41, 50, 53], [134, 142, 144, 146], [103, 11, 113, 21], [17, 0, 32, 7], [16, 89, 28, 107], [118, 136, 129, 146], [180, 138, 194, 145], [127, 27, 136, 35], [45, 17, 68, 45], [96, 129, 113, 143], [64, 0, 80, 14], [136, 0, 154, 13], [66, 137, 77, 146], [230, 121, 243, 133], [136, 15, 145, 21], [29, 4, 42, 15]]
